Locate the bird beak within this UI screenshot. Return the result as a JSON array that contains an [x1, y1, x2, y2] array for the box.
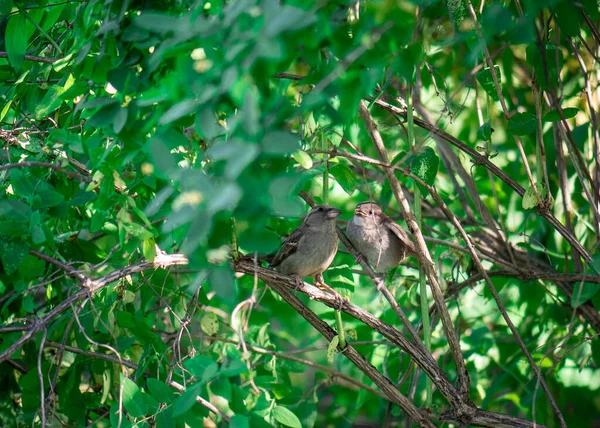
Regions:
[[354, 207, 367, 217], [326, 207, 342, 219]]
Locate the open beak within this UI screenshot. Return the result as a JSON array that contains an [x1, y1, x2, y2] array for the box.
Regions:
[[354, 207, 367, 217], [326, 207, 342, 219]]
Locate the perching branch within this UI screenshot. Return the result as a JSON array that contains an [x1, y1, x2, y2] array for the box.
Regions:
[[233, 259, 545, 428]]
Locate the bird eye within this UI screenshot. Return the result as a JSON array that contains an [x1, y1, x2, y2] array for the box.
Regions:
[[317, 206, 323, 212], [369, 210, 373, 215]]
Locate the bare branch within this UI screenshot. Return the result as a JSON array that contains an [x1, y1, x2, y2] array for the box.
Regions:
[[358, 100, 472, 401]]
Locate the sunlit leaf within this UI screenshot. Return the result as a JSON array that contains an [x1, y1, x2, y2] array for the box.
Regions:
[[272, 405, 302, 428], [522, 182, 546, 209]]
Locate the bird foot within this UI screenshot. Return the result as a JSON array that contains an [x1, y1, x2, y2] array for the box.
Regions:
[[353, 252, 364, 265], [314, 277, 346, 310], [292, 275, 304, 292]]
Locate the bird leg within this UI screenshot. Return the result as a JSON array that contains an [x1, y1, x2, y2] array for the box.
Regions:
[[353, 252, 364, 265], [291, 275, 304, 292], [314, 274, 345, 310]]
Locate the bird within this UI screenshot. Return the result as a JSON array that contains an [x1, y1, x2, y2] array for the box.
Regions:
[[270, 204, 342, 296], [346, 202, 416, 273]]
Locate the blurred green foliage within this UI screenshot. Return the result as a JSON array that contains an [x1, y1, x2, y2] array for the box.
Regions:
[[1, 0, 599, 426]]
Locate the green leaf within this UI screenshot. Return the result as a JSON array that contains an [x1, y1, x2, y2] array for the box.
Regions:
[[263, 5, 317, 36], [149, 138, 177, 176], [35, 74, 76, 120], [209, 377, 232, 400], [122, 377, 149, 418], [526, 43, 561, 90], [200, 312, 219, 336], [183, 355, 219, 382], [522, 182, 547, 209], [410, 147, 439, 196], [206, 141, 260, 179], [572, 255, 600, 307], [272, 405, 302, 428], [327, 336, 339, 364], [135, 12, 182, 34], [0, 238, 29, 275], [477, 121, 493, 141], [554, 1, 581, 37], [0, 100, 13, 122], [292, 150, 313, 169], [262, 131, 300, 154], [592, 334, 600, 366], [122, 222, 153, 240], [87, 103, 121, 129], [542, 108, 579, 122], [508, 112, 537, 136], [142, 238, 156, 261], [221, 358, 247, 377], [113, 106, 128, 133], [0, 0, 13, 15], [476, 66, 501, 101], [147, 378, 175, 403], [159, 99, 200, 125], [5, 14, 27, 71], [172, 383, 202, 417], [571, 283, 600, 309], [329, 164, 357, 195], [230, 415, 250, 428]]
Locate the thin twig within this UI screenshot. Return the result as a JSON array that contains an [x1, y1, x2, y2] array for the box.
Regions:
[[358, 100, 472, 402], [44, 341, 230, 422]]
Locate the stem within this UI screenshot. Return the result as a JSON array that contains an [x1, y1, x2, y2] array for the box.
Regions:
[[322, 134, 345, 349], [408, 85, 432, 406], [335, 310, 346, 349], [23, 10, 63, 55], [322, 133, 329, 203]]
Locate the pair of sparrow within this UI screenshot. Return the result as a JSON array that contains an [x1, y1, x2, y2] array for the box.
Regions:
[[270, 202, 416, 290]]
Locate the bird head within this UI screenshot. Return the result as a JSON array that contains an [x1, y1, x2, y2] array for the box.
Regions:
[[353, 202, 384, 227], [304, 205, 341, 228]]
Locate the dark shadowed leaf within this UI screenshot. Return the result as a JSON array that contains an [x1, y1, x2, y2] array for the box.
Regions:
[[508, 112, 537, 136], [542, 108, 579, 122], [410, 147, 439, 197], [476, 66, 501, 101], [329, 164, 357, 195], [5, 15, 27, 71]]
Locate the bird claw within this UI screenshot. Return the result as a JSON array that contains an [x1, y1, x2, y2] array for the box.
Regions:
[[314, 276, 346, 310], [292, 275, 304, 292], [354, 252, 364, 265]]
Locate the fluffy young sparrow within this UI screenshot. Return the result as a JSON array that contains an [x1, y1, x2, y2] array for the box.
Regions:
[[270, 205, 341, 290], [346, 202, 415, 273]]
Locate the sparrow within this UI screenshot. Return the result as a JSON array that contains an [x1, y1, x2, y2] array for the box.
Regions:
[[346, 202, 416, 273], [270, 205, 342, 294]]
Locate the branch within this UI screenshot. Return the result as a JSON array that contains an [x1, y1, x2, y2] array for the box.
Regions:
[[358, 100, 472, 401], [0, 52, 58, 63], [233, 260, 544, 427], [371, 98, 592, 263], [0, 252, 188, 362], [0, 161, 91, 183], [413, 171, 566, 425], [233, 259, 436, 427], [44, 340, 229, 422]]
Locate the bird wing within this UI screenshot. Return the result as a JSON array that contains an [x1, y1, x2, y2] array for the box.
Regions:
[[384, 220, 416, 255], [270, 226, 304, 267]]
